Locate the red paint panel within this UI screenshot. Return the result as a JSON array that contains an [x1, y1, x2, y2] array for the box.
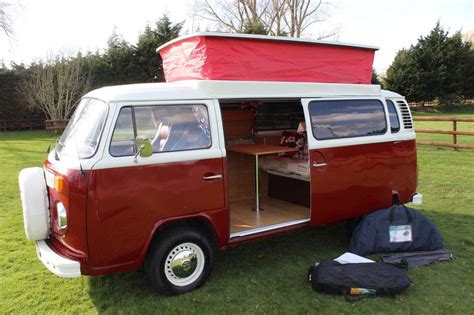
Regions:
[[310, 140, 417, 225], [159, 36, 376, 84], [44, 160, 89, 258], [86, 158, 226, 268], [391, 140, 418, 203]]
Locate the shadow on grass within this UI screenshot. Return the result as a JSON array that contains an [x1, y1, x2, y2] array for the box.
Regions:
[[85, 210, 474, 313], [87, 223, 350, 312], [0, 143, 51, 156]]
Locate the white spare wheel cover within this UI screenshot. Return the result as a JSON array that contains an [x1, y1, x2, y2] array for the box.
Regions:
[[19, 167, 50, 240]]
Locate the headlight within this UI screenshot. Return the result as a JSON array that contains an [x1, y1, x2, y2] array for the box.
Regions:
[[56, 202, 67, 229]]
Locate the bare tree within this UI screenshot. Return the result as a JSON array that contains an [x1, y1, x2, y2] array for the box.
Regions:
[[194, 0, 335, 38], [196, 0, 270, 33], [283, 0, 332, 38], [0, 1, 13, 38], [22, 54, 91, 121]]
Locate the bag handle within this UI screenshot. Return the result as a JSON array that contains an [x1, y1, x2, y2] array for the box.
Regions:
[[389, 205, 412, 224], [343, 288, 377, 302]]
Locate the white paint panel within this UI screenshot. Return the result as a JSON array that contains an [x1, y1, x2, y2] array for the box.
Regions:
[[84, 80, 382, 104], [93, 99, 224, 171], [301, 97, 416, 150]]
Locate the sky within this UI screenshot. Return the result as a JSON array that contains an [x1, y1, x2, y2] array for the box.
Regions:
[[0, 0, 473, 73]]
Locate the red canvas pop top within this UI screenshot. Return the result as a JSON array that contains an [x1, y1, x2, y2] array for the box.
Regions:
[[157, 33, 378, 84]]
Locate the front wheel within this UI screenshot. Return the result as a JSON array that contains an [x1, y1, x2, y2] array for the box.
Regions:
[[145, 227, 214, 295]]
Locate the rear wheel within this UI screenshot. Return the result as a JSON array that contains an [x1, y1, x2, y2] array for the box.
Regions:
[[145, 227, 214, 295]]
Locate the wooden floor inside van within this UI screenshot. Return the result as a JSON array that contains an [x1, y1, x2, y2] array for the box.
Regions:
[[230, 197, 310, 233]]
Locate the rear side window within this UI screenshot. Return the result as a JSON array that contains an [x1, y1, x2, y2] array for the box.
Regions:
[[110, 104, 212, 157], [386, 100, 400, 133], [308, 99, 387, 140]]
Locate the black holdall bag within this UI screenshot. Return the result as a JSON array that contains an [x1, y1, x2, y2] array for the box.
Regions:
[[308, 260, 411, 298], [349, 205, 444, 256]]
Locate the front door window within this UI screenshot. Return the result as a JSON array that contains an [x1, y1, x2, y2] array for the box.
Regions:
[[110, 104, 212, 157]]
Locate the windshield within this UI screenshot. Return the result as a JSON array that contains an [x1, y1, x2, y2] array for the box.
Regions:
[[57, 98, 108, 158]]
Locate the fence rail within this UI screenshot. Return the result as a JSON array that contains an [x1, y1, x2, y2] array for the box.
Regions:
[[414, 116, 474, 150], [0, 119, 45, 132], [409, 99, 474, 108]]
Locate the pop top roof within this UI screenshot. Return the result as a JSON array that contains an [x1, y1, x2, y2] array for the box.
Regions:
[[156, 33, 378, 84]]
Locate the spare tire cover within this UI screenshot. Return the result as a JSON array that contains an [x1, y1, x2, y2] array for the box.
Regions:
[[19, 167, 50, 240]]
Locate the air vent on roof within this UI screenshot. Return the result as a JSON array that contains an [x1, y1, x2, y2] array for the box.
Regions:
[[396, 100, 413, 129]]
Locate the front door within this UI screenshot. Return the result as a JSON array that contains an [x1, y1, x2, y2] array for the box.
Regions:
[[302, 98, 394, 226], [87, 100, 226, 268]]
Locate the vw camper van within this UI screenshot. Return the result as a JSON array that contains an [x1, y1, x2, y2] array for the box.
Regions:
[[19, 33, 421, 295]]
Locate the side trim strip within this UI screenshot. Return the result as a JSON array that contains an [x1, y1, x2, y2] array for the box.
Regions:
[[229, 218, 310, 238]]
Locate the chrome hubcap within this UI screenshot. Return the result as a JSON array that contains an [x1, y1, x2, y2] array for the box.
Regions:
[[164, 242, 204, 286], [171, 250, 197, 277]]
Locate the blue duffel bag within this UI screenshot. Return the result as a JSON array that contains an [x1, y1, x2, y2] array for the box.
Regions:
[[349, 205, 443, 256]]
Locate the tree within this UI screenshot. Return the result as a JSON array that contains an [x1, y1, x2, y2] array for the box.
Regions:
[[102, 30, 145, 85], [241, 20, 268, 35], [0, 1, 13, 38], [384, 22, 473, 105], [82, 15, 183, 87], [371, 68, 380, 85], [22, 54, 91, 121], [135, 15, 183, 82], [195, 0, 334, 38], [0, 65, 44, 121]]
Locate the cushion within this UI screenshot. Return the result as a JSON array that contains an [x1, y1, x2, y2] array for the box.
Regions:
[[279, 131, 307, 159]]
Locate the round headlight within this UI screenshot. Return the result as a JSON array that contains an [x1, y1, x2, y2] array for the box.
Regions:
[[56, 202, 67, 229]]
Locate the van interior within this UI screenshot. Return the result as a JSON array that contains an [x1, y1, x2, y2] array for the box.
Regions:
[[220, 99, 311, 237]]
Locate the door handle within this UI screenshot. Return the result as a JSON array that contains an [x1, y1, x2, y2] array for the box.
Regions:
[[202, 174, 223, 180], [312, 162, 327, 168]]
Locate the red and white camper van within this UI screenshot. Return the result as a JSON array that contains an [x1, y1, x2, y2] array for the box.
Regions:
[[19, 33, 421, 295]]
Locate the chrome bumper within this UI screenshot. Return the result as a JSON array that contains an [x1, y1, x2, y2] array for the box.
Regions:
[[411, 193, 423, 205], [35, 240, 81, 278]]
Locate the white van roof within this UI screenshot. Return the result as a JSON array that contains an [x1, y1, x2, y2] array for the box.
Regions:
[[85, 80, 402, 103]]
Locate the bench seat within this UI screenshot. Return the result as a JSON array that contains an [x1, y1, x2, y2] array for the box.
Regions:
[[259, 156, 310, 181]]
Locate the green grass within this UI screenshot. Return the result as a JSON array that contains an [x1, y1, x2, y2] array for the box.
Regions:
[[1, 128, 473, 314]]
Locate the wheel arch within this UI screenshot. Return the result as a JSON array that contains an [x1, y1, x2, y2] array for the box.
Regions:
[[140, 214, 219, 266]]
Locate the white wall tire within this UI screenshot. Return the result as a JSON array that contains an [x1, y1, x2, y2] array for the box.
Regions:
[[145, 227, 214, 295], [18, 167, 50, 240]]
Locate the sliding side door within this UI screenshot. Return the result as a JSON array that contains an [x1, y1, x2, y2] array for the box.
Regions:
[[301, 98, 394, 226]]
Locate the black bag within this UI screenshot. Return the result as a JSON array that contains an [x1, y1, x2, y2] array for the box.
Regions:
[[308, 260, 411, 297], [349, 205, 443, 256]]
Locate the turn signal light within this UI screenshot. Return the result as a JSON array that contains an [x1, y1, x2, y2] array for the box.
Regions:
[[54, 176, 65, 192]]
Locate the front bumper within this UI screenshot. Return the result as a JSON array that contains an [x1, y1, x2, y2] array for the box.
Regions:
[[35, 240, 81, 278]]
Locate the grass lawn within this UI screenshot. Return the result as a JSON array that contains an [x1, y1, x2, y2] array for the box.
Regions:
[[1, 125, 473, 314]]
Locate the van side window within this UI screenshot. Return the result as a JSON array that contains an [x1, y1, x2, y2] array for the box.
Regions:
[[308, 99, 387, 140], [110, 105, 212, 157], [386, 100, 400, 133], [110, 107, 135, 157]]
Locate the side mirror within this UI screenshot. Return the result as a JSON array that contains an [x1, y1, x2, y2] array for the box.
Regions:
[[134, 135, 152, 163]]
